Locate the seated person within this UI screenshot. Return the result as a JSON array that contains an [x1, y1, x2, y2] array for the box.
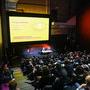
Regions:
[[76, 75, 90, 90], [3, 64, 14, 83]]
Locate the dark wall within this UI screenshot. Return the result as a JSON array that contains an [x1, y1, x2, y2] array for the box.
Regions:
[[0, 0, 9, 63], [51, 0, 77, 22], [50, 35, 67, 52], [51, 31, 77, 52]]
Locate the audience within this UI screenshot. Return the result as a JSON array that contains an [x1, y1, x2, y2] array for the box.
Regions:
[[1, 50, 90, 90], [20, 50, 90, 90]]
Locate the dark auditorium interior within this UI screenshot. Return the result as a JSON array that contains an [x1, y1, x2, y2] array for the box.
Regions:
[[1, 0, 90, 90]]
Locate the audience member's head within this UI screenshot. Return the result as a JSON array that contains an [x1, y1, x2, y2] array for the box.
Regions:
[[85, 75, 90, 86]]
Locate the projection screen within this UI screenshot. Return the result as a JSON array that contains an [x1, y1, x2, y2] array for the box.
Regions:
[[9, 16, 50, 43]]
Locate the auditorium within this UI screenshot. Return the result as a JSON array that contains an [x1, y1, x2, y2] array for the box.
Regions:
[[0, 0, 90, 90]]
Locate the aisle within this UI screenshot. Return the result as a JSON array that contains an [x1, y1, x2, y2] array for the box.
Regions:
[[13, 68, 34, 90]]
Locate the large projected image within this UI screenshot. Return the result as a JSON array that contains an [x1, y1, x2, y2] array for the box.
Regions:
[[9, 16, 49, 43]]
